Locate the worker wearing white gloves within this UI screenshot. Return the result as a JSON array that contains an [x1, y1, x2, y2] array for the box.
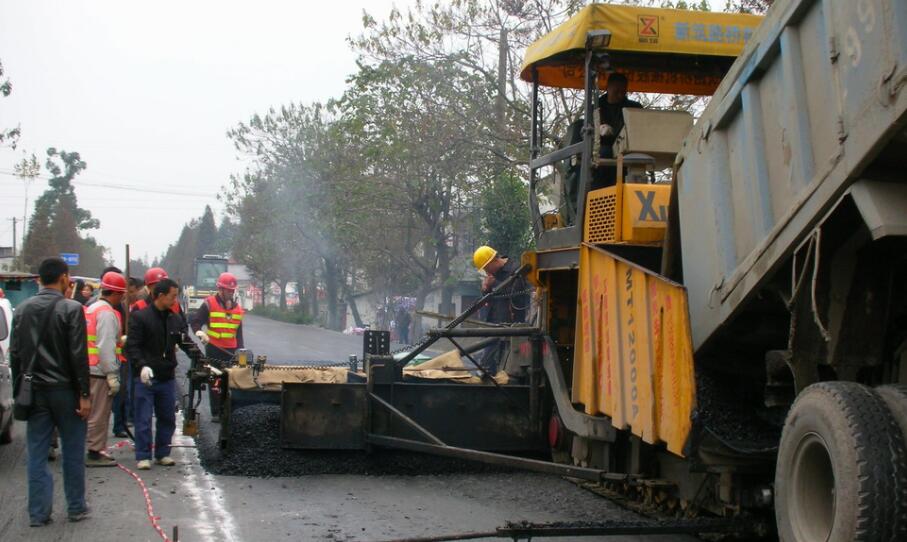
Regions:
[[84, 272, 128, 467], [189, 272, 244, 421], [126, 278, 195, 471]]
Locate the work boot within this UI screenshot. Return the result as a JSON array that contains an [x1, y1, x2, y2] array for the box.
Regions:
[[30, 517, 53, 527], [68, 507, 90, 523], [136, 459, 152, 470], [85, 450, 117, 467], [155, 456, 175, 466]]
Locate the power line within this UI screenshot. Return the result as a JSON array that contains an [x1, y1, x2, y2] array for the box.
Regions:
[[0, 170, 214, 197]]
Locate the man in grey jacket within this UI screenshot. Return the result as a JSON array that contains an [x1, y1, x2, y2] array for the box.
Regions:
[[9, 257, 91, 526], [84, 271, 127, 467]]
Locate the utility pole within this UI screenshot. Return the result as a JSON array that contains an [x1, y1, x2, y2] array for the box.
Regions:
[[9, 217, 16, 258]]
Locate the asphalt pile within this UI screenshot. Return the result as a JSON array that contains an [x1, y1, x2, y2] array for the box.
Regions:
[[198, 404, 515, 478], [693, 368, 781, 454]]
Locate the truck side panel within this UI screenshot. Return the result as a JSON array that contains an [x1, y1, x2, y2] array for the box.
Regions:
[[676, 0, 907, 350]]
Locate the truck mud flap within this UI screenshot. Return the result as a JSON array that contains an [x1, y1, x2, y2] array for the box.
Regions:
[[279, 382, 546, 452]]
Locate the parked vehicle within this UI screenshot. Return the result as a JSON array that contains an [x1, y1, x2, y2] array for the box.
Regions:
[[0, 296, 14, 444]]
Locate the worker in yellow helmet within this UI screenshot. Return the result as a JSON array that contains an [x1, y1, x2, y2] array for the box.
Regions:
[[472, 245, 530, 324], [472, 245, 530, 373]]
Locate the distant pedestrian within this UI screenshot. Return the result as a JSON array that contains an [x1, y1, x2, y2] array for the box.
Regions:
[[9, 257, 91, 526], [84, 272, 127, 467], [395, 307, 411, 345], [127, 278, 192, 470], [72, 279, 88, 305], [80, 283, 94, 301]]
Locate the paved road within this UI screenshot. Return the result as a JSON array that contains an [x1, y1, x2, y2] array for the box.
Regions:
[[0, 316, 696, 541], [242, 314, 365, 363]]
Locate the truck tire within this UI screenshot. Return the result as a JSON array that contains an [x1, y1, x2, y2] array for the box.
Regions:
[[775, 382, 907, 542], [876, 385, 907, 445]]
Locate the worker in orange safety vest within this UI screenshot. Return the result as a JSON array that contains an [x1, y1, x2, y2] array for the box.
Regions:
[[189, 272, 243, 421], [84, 272, 127, 467]]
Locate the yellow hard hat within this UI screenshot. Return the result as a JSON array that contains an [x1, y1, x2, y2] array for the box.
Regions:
[[472, 245, 497, 270]]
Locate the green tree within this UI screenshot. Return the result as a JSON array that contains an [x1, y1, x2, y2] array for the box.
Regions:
[[213, 216, 236, 255], [160, 221, 199, 284], [724, 0, 773, 13], [481, 171, 531, 259], [20, 148, 107, 275], [195, 205, 218, 257], [0, 59, 20, 149]]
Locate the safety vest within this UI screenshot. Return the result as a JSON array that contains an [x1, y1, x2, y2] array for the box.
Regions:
[[205, 295, 243, 349], [85, 301, 125, 366]]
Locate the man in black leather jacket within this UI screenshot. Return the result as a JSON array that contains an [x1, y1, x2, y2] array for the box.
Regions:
[[9, 257, 91, 526], [126, 278, 192, 470]]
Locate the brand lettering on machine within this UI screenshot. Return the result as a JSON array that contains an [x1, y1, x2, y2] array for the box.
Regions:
[[625, 269, 639, 419], [635, 190, 668, 222], [674, 22, 754, 44]]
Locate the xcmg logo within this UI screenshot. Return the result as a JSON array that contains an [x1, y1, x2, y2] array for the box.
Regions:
[[634, 189, 668, 222]]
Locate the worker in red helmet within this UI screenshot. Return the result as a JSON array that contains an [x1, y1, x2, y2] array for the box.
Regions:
[[130, 267, 182, 316], [84, 272, 128, 467], [190, 271, 244, 421]]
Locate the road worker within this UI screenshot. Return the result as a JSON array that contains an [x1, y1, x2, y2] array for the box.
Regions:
[[127, 278, 192, 470], [472, 245, 530, 324], [131, 267, 181, 315], [471, 245, 531, 373], [594, 72, 643, 189], [112, 276, 144, 437], [84, 272, 127, 467], [190, 272, 244, 421]]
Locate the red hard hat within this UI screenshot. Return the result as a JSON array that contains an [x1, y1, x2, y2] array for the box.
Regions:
[[101, 272, 127, 293], [144, 267, 168, 286], [216, 272, 238, 290]]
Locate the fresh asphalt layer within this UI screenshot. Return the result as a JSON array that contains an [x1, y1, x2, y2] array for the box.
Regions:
[[0, 314, 696, 541]]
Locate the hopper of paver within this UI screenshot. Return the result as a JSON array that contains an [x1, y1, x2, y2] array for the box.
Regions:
[[218, 325, 548, 454]]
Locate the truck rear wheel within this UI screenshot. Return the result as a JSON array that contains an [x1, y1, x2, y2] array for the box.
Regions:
[[775, 382, 907, 542], [876, 385, 907, 444]]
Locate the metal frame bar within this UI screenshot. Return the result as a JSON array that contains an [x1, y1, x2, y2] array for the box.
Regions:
[[427, 327, 541, 338], [529, 142, 584, 170], [368, 392, 446, 446], [364, 433, 618, 482], [394, 264, 530, 367]]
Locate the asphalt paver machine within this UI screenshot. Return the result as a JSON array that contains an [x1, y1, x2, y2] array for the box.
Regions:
[[212, 1, 907, 539]]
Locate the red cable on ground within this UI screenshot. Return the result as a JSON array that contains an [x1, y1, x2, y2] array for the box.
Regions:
[[107, 440, 172, 541]]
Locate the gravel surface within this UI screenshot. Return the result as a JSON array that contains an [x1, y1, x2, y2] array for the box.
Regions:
[[199, 403, 519, 477]]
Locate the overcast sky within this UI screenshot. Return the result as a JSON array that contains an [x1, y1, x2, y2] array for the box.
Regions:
[[1, 0, 728, 269], [0, 0, 410, 267]]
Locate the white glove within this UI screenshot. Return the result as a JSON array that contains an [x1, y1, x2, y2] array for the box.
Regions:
[[195, 330, 210, 345], [140, 366, 154, 386], [106, 373, 121, 396], [600, 123, 614, 137]]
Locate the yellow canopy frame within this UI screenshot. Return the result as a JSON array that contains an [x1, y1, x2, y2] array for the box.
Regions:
[[521, 4, 762, 95]]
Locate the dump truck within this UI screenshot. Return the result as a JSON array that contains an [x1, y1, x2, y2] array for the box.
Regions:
[[184, 254, 228, 313], [203, 1, 907, 539], [522, 0, 907, 539]]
